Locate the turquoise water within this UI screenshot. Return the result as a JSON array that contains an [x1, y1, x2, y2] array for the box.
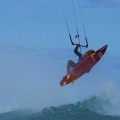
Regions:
[[0, 96, 120, 120]]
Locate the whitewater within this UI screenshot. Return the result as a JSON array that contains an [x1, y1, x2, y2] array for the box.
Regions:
[[0, 96, 120, 120]]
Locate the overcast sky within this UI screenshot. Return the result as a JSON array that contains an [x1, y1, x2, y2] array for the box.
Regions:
[[0, 0, 120, 114]]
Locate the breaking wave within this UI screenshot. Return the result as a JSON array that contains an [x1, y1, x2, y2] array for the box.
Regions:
[[0, 95, 120, 120]]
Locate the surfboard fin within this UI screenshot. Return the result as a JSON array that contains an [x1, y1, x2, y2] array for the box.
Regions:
[[72, 80, 75, 84]]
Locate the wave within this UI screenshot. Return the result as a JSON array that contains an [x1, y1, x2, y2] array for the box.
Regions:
[[0, 96, 120, 120]]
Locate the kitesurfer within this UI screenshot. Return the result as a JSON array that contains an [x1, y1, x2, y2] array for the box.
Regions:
[[67, 42, 88, 73], [67, 34, 88, 73], [67, 43, 86, 73]]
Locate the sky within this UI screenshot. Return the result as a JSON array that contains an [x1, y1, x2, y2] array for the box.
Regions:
[[0, 0, 120, 114]]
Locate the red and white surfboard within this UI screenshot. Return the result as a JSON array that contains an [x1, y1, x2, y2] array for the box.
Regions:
[[60, 45, 108, 86]]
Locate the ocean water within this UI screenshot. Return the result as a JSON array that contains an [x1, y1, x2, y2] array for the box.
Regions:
[[0, 96, 120, 120]]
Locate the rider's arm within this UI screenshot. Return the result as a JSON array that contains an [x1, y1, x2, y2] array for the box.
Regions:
[[74, 46, 82, 57]]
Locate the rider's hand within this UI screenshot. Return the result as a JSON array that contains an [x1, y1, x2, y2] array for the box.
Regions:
[[76, 43, 80, 47]]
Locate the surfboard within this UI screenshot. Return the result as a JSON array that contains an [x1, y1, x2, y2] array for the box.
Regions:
[[60, 45, 108, 86]]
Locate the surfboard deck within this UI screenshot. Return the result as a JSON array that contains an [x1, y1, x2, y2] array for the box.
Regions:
[[60, 45, 108, 86]]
